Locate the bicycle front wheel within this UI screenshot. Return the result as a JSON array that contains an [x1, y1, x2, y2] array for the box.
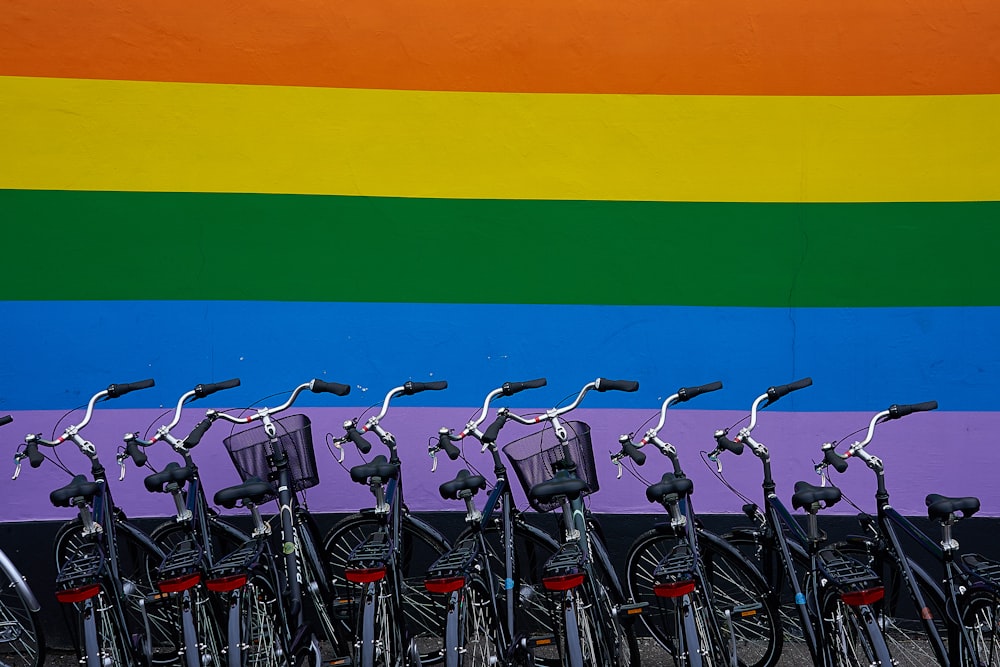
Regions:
[[0, 557, 44, 667]]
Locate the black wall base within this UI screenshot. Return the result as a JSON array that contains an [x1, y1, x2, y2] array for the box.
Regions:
[[4, 512, 996, 650]]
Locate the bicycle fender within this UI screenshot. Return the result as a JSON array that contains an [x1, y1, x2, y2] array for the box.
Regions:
[[0, 549, 41, 612]]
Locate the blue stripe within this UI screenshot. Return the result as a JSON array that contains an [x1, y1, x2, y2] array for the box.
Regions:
[[1, 301, 995, 411]]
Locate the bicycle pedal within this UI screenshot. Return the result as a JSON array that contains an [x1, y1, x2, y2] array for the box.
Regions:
[[332, 595, 359, 619], [616, 601, 647, 618], [526, 634, 556, 649], [730, 602, 764, 619], [327, 657, 353, 666]]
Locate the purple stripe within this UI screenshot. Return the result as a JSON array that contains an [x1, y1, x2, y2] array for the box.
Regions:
[[4, 408, 995, 521]]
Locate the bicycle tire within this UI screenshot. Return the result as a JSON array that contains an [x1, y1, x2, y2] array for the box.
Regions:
[[0, 556, 45, 667], [54, 518, 177, 666], [630, 527, 782, 667], [960, 588, 1000, 667], [440, 574, 503, 667], [322, 512, 448, 664], [833, 538, 948, 667], [238, 570, 291, 667], [820, 587, 894, 666], [453, 517, 562, 665]]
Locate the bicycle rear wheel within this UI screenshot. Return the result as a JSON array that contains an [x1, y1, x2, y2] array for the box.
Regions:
[[629, 527, 781, 667], [323, 512, 448, 664], [961, 589, 1000, 667], [0, 557, 44, 667], [54, 518, 177, 665], [820, 588, 893, 666], [833, 538, 947, 667]]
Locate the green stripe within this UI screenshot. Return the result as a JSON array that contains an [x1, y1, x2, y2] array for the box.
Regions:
[[4, 189, 996, 307]]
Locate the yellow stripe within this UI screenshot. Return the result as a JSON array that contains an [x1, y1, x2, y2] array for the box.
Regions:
[[2, 76, 998, 202]]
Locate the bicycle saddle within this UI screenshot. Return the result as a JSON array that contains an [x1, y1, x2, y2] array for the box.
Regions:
[[926, 493, 980, 521], [214, 476, 276, 509], [792, 480, 842, 511], [646, 472, 694, 503], [144, 461, 195, 493], [350, 454, 400, 484], [50, 474, 101, 507], [529, 476, 590, 506], [439, 469, 487, 500]]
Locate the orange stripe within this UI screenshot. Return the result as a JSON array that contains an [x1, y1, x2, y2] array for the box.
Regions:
[[1, 0, 998, 95]]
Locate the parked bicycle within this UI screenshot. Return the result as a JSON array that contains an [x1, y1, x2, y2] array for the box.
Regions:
[[202, 377, 354, 666], [818, 400, 1000, 666], [15, 379, 172, 667], [493, 377, 644, 667], [122, 378, 252, 667], [428, 377, 563, 666], [323, 380, 451, 667], [3, 414, 45, 667], [709, 378, 894, 666], [611, 381, 781, 667]]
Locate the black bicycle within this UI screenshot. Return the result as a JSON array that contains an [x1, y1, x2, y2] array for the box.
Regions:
[[428, 377, 563, 666], [17, 379, 172, 667], [611, 381, 781, 667], [122, 378, 252, 667], [709, 378, 894, 666], [323, 380, 451, 667], [818, 400, 1000, 666], [205, 377, 354, 666], [3, 414, 46, 667]]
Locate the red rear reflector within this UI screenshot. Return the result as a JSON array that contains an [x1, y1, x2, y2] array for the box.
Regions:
[[157, 573, 202, 594], [654, 580, 696, 598], [206, 574, 248, 592], [841, 587, 885, 606], [56, 583, 102, 604], [542, 573, 585, 591], [346, 567, 386, 584], [424, 576, 466, 594]]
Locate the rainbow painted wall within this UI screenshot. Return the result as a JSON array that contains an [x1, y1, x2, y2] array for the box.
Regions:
[[2, 0, 999, 521]]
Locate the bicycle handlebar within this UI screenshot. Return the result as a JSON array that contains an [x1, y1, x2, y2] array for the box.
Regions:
[[0, 415, 12, 427], [427, 378, 547, 472], [610, 380, 720, 478], [705, 377, 812, 467], [814, 400, 938, 478]]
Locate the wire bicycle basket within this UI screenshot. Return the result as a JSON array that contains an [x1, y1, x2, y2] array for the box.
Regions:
[[223, 414, 318, 503], [502, 420, 599, 512]]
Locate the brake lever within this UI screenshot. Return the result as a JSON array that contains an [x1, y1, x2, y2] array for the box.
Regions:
[[116, 451, 129, 481], [430, 448, 439, 473], [12, 453, 24, 480]]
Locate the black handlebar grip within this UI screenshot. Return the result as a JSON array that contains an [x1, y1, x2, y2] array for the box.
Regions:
[[824, 446, 849, 473], [107, 378, 156, 398], [347, 426, 372, 454], [714, 431, 745, 455], [502, 378, 547, 396], [481, 414, 509, 444], [311, 379, 351, 396], [622, 439, 646, 466], [438, 432, 462, 460], [595, 378, 639, 393], [184, 417, 215, 448], [766, 377, 813, 403], [677, 381, 723, 403], [403, 380, 448, 395], [25, 442, 44, 468], [0, 415, 12, 427], [888, 401, 938, 419], [126, 439, 148, 467], [194, 378, 241, 398]]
